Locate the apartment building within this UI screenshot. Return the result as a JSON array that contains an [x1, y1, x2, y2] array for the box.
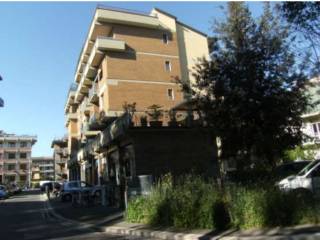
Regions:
[[31, 157, 55, 183], [64, 6, 213, 185], [51, 137, 68, 181], [0, 131, 37, 187], [301, 76, 320, 158]]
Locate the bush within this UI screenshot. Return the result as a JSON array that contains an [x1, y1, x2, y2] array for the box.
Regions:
[[126, 174, 320, 230], [126, 174, 229, 230], [126, 196, 148, 223], [226, 184, 320, 229]]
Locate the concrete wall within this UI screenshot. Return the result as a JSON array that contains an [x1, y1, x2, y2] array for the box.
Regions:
[[127, 128, 218, 179], [176, 22, 209, 85]]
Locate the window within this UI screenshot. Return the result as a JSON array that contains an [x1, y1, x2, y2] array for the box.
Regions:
[[167, 88, 174, 100], [8, 164, 15, 171], [20, 153, 27, 159], [20, 164, 27, 170], [20, 142, 27, 148], [311, 165, 320, 178], [8, 153, 16, 159], [20, 175, 26, 181], [162, 33, 169, 44], [165, 61, 171, 72], [8, 142, 15, 148], [313, 123, 320, 135]]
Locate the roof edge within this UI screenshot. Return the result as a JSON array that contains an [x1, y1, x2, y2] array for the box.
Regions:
[[177, 20, 208, 37], [152, 7, 177, 19]]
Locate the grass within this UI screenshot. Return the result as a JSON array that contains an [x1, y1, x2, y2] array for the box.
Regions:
[[126, 174, 320, 230]]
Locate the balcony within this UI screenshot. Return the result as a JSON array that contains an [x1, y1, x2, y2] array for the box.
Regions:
[[56, 158, 67, 165], [80, 97, 92, 115], [75, 36, 125, 102], [88, 112, 110, 131], [65, 112, 78, 126], [100, 112, 131, 147], [89, 82, 99, 104], [64, 83, 78, 114], [56, 148, 69, 158], [95, 7, 163, 29]]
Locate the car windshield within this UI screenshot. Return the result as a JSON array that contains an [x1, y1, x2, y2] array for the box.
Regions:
[[297, 160, 320, 176]]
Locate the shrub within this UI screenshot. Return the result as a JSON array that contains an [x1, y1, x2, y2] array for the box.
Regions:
[[126, 174, 320, 230], [126, 196, 148, 223], [126, 174, 229, 230]]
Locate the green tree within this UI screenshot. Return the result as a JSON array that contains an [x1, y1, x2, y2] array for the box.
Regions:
[[180, 2, 310, 169], [279, 2, 320, 75]]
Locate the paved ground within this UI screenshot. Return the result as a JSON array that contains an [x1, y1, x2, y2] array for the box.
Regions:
[[0, 190, 154, 240], [48, 194, 122, 225]]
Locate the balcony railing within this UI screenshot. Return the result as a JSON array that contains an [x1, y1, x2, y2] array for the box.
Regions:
[[100, 112, 131, 147], [82, 113, 131, 155], [88, 82, 99, 104]]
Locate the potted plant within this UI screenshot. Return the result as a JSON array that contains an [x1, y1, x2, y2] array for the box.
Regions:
[[122, 101, 136, 126], [168, 110, 178, 127], [146, 104, 164, 127], [140, 115, 148, 127]]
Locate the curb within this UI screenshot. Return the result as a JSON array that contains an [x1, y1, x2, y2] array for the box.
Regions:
[[41, 194, 320, 240], [103, 226, 207, 240]]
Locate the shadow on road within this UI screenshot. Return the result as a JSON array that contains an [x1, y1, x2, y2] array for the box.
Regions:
[[0, 190, 127, 240]]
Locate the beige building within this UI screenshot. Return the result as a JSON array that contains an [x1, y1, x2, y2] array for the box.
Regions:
[[0, 131, 37, 187], [51, 137, 68, 181], [64, 6, 210, 182], [31, 157, 55, 186]]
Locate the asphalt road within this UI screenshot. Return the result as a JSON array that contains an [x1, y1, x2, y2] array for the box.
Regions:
[[0, 190, 146, 240]]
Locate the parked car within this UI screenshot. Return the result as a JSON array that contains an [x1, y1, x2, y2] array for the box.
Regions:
[[0, 185, 8, 199], [278, 159, 320, 196], [60, 181, 101, 202], [6, 183, 22, 194], [274, 160, 311, 180]]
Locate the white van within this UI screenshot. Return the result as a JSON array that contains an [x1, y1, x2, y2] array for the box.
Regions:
[[278, 159, 320, 195]]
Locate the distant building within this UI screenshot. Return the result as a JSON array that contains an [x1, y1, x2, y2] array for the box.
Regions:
[[51, 137, 68, 181], [0, 131, 37, 187], [31, 157, 55, 183]]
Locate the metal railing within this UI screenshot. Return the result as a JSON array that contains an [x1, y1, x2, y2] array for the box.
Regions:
[[88, 82, 99, 104]]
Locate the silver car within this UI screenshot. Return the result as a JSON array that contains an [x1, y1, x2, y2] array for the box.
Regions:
[[60, 181, 101, 202]]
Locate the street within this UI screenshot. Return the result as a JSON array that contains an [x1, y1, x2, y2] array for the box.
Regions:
[[0, 190, 145, 240]]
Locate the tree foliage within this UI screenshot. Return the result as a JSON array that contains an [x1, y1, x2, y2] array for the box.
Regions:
[[180, 2, 310, 168], [279, 2, 320, 75]]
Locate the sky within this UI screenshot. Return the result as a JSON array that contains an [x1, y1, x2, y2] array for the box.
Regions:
[[0, 1, 264, 157]]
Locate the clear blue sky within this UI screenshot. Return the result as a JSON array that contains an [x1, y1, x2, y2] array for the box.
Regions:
[[0, 2, 263, 157]]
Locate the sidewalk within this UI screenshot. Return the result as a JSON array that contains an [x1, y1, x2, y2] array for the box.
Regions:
[[44, 194, 320, 240]]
